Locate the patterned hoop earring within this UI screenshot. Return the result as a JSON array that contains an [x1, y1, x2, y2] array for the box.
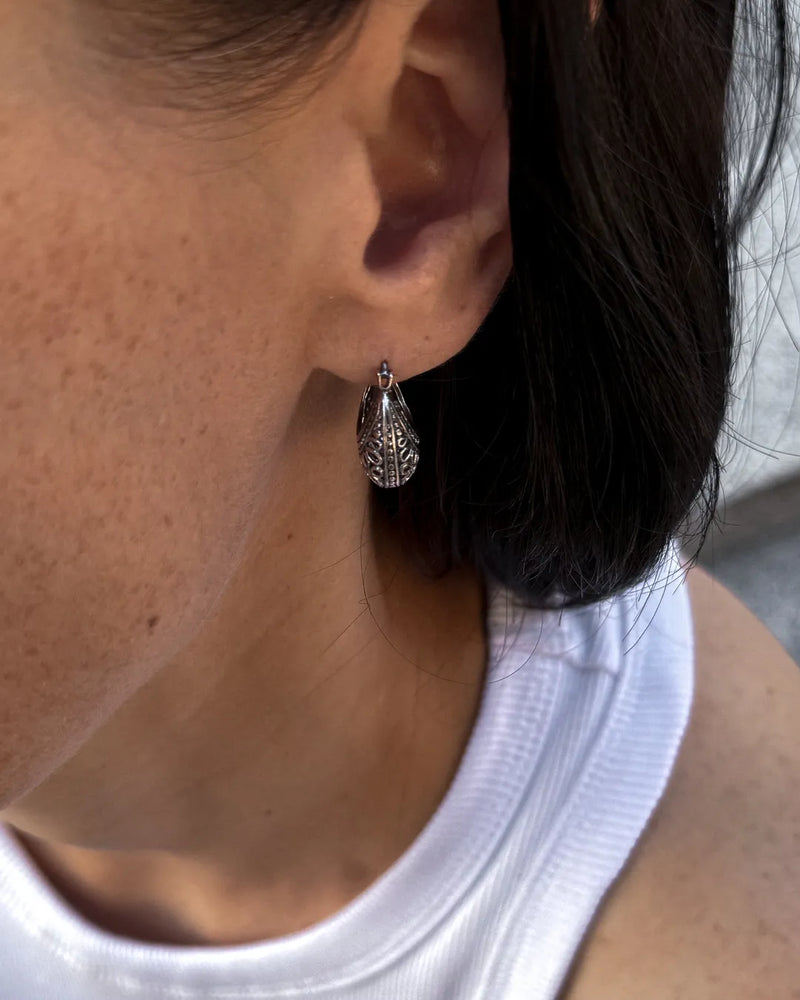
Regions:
[[356, 361, 420, 488]]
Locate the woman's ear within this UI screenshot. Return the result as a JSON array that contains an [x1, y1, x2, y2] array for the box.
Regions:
[[304, 0, 512, 385]]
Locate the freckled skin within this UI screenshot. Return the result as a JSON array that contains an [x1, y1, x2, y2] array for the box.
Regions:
[[0, 7, 323, 805], [0, 0, 510, 824], [0, 0, 511, 948], [0, 0, 798, 983]]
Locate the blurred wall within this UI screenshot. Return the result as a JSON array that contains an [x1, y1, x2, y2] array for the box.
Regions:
[[721, 21, 800, 503]]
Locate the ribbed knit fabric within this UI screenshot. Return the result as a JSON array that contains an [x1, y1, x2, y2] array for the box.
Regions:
[[0, 542, 694, 999]]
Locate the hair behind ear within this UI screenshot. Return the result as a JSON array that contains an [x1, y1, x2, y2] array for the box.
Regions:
[[375, 0, 794, 607]]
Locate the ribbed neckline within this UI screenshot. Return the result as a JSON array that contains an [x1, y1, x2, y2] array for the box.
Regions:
[[0, 578, 567, 995]]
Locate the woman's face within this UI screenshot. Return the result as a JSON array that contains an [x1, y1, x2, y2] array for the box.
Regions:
[[0, 0, 512, 810], [0, 1, 368, 806]]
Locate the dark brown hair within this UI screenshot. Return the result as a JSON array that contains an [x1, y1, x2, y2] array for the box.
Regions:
[[84, 0, 794, 606]]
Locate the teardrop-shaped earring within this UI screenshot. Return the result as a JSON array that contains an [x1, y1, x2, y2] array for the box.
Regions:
[[356, 361, 420, 488]]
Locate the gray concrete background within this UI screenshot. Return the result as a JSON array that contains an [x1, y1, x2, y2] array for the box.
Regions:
[[696, 38, 800, 665], [698, 474, 800, 665]]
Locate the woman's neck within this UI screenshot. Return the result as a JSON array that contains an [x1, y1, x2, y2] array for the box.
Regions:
[[3, 389, 489, 944]]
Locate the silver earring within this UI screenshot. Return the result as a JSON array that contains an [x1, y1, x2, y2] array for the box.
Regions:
[[357, 361, 420, 488]]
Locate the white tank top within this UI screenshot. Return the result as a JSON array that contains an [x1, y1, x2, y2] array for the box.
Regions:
[[0, 542, 693, 999]]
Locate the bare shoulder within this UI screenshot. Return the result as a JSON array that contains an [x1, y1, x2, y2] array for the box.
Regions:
[[562, 565, 800, 999]]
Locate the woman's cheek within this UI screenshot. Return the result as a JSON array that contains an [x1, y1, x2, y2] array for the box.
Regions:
[[0, 99, 298, 810], [0, 289, 267, 810]]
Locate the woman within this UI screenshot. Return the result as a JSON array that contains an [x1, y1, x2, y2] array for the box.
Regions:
[[0, 0, 797, 995]]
